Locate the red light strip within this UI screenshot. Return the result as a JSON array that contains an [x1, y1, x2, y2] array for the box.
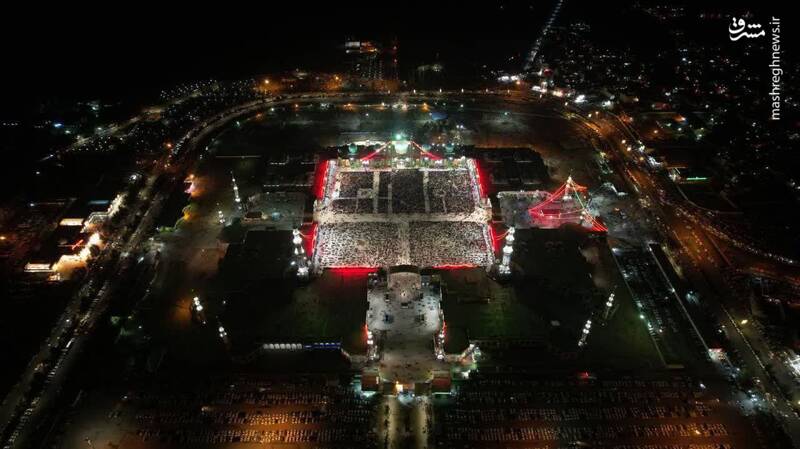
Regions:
[[487, 223, 499, 253], [588, 216, 608, 232], [473, 160, 488, 198], [327, 266, 379, 275], [528, 178, 607, 234], [410, 141, 443, 160], [70, 239, 85, 251], [529, 184, 567, 211], [359, 144, 387, 162], [314, 159, 331, 199], [568, 179, 588, 191], [301, 222, 318, 256]]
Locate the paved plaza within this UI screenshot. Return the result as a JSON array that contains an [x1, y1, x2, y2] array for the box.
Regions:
[[367, 271, 447, 383]]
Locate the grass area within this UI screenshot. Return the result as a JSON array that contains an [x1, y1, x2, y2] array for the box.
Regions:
[[579, 284, 663, 370], [442, 227, 662, 370], [441, 270, 545, 353], [222, 268, 368, 355]]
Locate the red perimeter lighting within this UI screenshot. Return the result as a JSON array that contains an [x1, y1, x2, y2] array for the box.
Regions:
[[473, 160, 489, 198], [69, 239, 85, 251], [300, 222, 318, 256], [360, 144, 387, 162], [313, 160, 331, 199], [328, 266, 378, 275], [488, 223, 500, 253]]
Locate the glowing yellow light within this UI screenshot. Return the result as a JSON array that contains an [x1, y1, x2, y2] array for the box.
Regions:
[[59, 218, 84, 226], [24, 263, 52, 272], [87, 232, 102, 247]]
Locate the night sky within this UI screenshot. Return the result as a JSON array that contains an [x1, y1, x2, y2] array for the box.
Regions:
[[2, 0, 790, 116]]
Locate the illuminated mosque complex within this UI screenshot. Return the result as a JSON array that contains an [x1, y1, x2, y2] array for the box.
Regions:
[[299, 136, 605, 278]]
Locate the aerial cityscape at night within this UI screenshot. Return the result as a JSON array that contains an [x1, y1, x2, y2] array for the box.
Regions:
[[0, 2, 798, 448]]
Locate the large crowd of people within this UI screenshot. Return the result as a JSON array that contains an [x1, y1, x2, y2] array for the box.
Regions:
[[315, 221, 493, 268], [316, 222, 402, 267], [336, 171, 374, 198], [329, 198, 374, 214], [317, 166, 491, 268], [378, 172, 390, 197], [428, 170, 475, 214], [327, 167, 477, 215], [390, 169, 426, 213], [409, 222, 492, 267]]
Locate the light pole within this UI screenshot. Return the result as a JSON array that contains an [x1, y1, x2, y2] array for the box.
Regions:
[[231, 171, 243, 213], [578, 318, 592, 348], [603, 289, 617, 321], [292, 229, 309, 280]]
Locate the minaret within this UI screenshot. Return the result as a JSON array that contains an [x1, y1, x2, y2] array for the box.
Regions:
[[498, 227, 515, 278], [563, 175, 574, 201]]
